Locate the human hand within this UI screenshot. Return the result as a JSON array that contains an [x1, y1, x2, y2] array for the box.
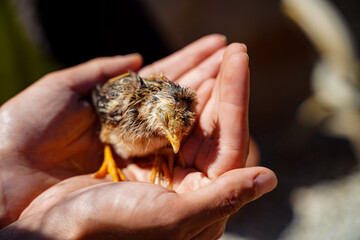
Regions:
[[12, 170, 275, 240], [0, 35, 277, 239], [0, 34, 239, 226]]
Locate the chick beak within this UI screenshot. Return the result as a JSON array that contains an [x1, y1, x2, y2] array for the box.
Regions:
[[164, 130, 182, 154]]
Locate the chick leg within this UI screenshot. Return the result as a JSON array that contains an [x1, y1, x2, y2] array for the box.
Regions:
[[161, 160, 172, 189], [150, 154, 162, 185], [149, 151, 174, 188], [93, 145, 126, 182]]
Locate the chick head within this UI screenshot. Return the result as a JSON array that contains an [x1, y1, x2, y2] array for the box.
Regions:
[[148, 80, 197, 153]]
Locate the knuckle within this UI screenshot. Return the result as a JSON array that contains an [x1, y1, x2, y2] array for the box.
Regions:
[[220, 180, 257, 216], [239, 179, 257, 203], [220, 194, 240, 216]]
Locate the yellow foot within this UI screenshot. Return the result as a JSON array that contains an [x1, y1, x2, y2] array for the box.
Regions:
[[150, 154, 162, 185], [93, 145, 126, 182], [150, 151, 178, 189]]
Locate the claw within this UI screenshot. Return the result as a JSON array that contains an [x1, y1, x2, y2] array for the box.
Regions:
[[93, 145, 126, 182]]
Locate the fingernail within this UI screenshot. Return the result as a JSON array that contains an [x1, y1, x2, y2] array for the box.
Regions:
[[241, 43, 247, 53], [254, 171, 277, 196], [220, 34, 228, 43]]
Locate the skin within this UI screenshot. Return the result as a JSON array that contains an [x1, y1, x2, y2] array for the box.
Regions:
[[0, 34, 277, 239]]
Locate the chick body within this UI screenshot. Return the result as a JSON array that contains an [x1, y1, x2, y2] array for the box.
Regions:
[[92, 72, 197, 159]]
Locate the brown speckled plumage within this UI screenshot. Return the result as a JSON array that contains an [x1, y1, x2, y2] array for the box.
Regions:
[[92, 72, 197, 159]]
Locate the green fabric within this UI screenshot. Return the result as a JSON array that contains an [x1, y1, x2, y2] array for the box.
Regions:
[[0, 0, 60, 105]]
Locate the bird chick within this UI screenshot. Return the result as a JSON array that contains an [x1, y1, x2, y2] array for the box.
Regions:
[[92, 72, 197, 185]]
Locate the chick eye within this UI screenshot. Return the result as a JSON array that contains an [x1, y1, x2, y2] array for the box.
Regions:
[[160, 112, 169, 125], [158, 105, 175, 127]]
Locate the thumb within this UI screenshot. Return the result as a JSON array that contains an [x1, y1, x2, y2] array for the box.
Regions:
[[180, 167, 277, 235]]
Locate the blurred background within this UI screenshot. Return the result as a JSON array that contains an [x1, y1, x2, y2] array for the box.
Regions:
[[1, 0, 360, 239]]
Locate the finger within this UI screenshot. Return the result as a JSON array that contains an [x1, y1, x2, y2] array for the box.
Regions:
[[180, 167, 277, 237], [176, 48, 225, 91], [193, 43, 248, 175], [191, 219, 227, 240], [212, 43, 248, 100], [48, 54, 143, 96], [208, 43, 250, 178], [139, 34, 226, 80], [192, 45, 247, 143]]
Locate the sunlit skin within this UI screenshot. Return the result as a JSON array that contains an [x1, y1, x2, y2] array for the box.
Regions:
[[0, 35, 277, 239]]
